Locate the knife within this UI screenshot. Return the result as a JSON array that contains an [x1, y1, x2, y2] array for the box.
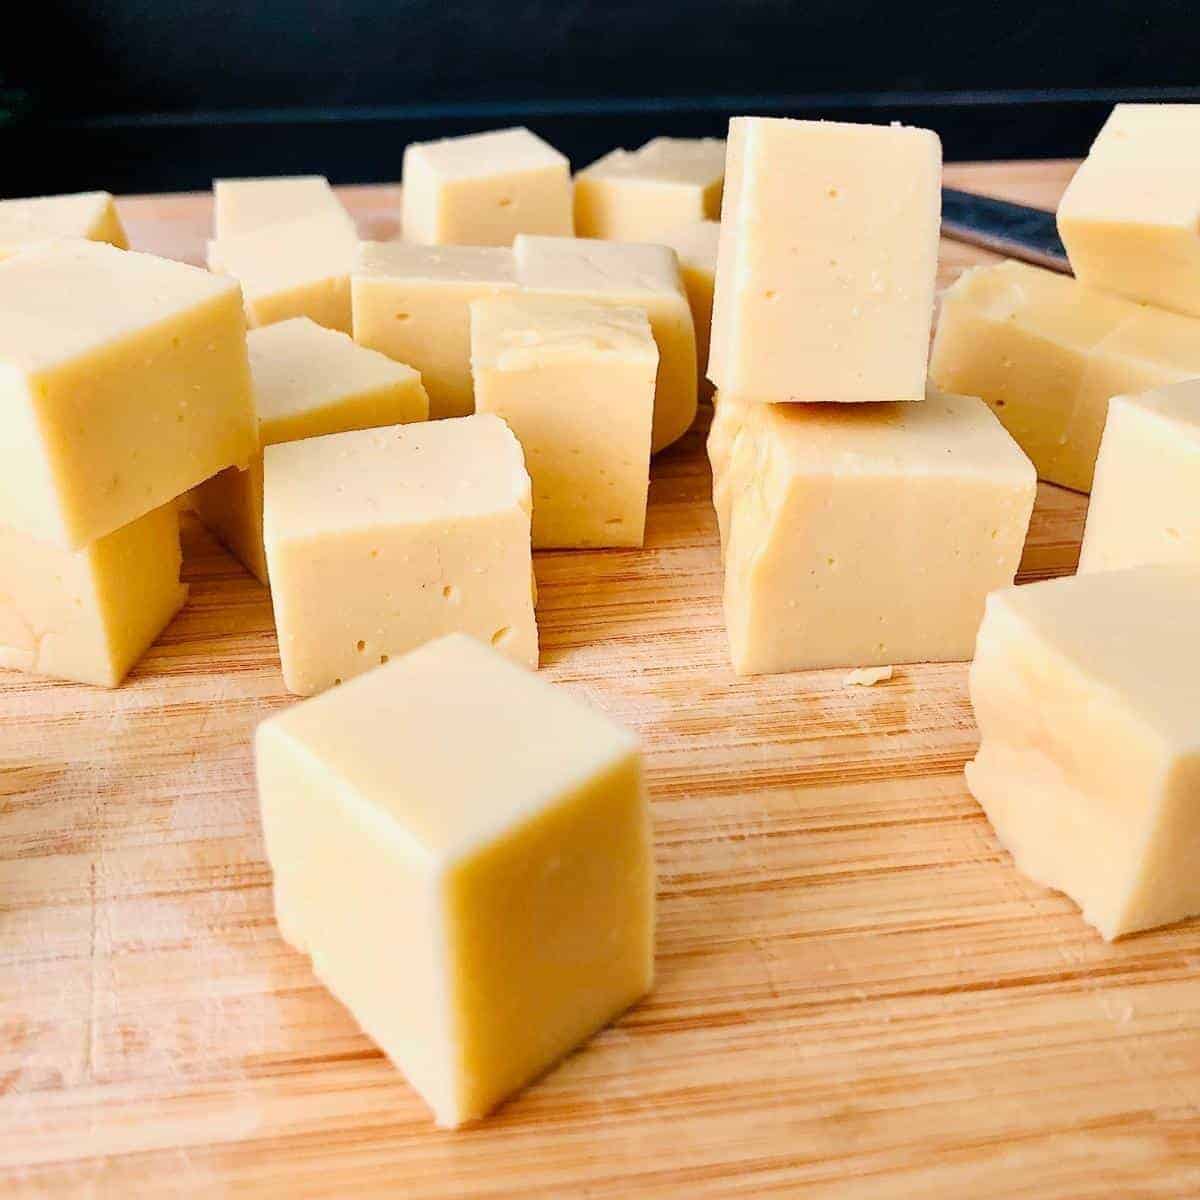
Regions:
[[941, 188, 1070, 274]]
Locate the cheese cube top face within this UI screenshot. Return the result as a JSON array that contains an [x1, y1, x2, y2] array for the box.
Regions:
[[514, 235, 697, 453], [708, 118, 941, 403], [574, 137, 725, 241], [208, 212, 359, 334], [931, 259, 1200, 493], [1079, 383, 1200, 574], [263, 415, 537, 696], [0, 502, 187, 687], [1058, 105, 1200, 316], [0, 240, 256, 549], [192, 318, 428, 584], [660, 220, 720, 397], [213, 175, 352, 239], [967, 567, 1200, 939], [471, 296, 657, 548], [402, 126, 573, 246], [0, 191, 128, 259], [352, 242, 519, 419], [256, 632, 654, 1126], [708, 390, 1035, 676]]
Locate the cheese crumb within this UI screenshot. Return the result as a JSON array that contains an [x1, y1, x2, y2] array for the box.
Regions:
[[843, 665, 894, 687]]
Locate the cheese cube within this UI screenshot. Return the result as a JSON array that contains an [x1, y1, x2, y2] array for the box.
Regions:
[[402, 127, 572, 246], [0, 191, 128, 259], [514, 234, 697, 452], [708, 390, 1035, 675], [708, 118, 941, 402], [352, 243, 518, 419], [0, 502, 186, 687], [471, 296, 657, 548], [967, 567, 1200, 939], [1058, 105, 1200, 317], [574, 137, 725, 241], [930, 259, 1200, 492], [660, 220, 719, 399], [256, 632, 653, 1126], [193, 318, 428, 583], [264, 415, 537, 696], [1078, 382, 1200, 574], [0, 240, 256, 549], [208, 212, 359, 333], [213, 175, 353, 239]]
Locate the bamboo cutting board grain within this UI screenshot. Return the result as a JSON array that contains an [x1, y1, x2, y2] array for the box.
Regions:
[[3, 161, 1199, 1199]]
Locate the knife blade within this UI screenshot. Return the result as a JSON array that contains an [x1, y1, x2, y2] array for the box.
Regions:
[[941, 188, 1070, 273]]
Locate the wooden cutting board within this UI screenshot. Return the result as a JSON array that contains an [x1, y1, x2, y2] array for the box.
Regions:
[[3, 160, 1199, 1199]]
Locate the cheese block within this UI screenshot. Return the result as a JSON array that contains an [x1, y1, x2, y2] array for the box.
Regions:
[[708, 390, 1035, 675], [0, 191, 128, 259], [402, 126, 573, 246], [208, 212, 359, 333], [574, 137, 725, 241], [263, 415, 537, 696], [352, 243, 519, 419], [0, 240, 256, 549], [660, 220, 719, 400], [0, 502, 186, 687], [193, 318, 428, 583], [471, 296, 657, 548], [514, 234, 698, 452], [1058, 104, 1200, 316], [1079, 382, 1200, 574], [930, 259, 1200, 492], [213, 175, 353, 239], [967, 567, 1200, 939], [256, 632, 654, 1127], [708, 117, 941, 402]]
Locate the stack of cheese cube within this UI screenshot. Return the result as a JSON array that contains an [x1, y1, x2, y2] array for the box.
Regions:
[[931, 104, 1200, 495], [704, 117, 1037, 676], [939, 104, 1200, 942], [0, 197, 258, 688]]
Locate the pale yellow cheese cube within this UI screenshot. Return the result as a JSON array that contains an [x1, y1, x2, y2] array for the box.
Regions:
[[264, 415, 537, 695], [930, 259, 1200, 492], [0, 191, 128, 259], [1078, 382, 1200, 574], [967, 567, 1200, 939], [402, 126, 573, 246], [256, 632, 654, 1127], [708, 118, 941, 403], [708, 390, 1035, 676], [208, 212, 359, 333], [573, 137, 725, 241], [471, 296, 657, 548], [0, 240, 256, 549], [193, 318, 428, 583], [514, 234, 697, 452], [352, 242, 518, 419], [1058, 105, 1200, 317], [660, 220, 719, 400], [213, 175, 353, 239], [0, 502, 186, 687]]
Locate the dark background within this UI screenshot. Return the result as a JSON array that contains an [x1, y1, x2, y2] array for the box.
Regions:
[[3, 0, 1198, 197]]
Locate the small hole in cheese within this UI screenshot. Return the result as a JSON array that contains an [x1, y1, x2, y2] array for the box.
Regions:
[[356, 640, 366, 653], [394, 312, 410, 322], [379, 654, 389, 664], [498, 197, 513, 208], [491, 626, 513, 647], [442, 584, 459, 602]]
